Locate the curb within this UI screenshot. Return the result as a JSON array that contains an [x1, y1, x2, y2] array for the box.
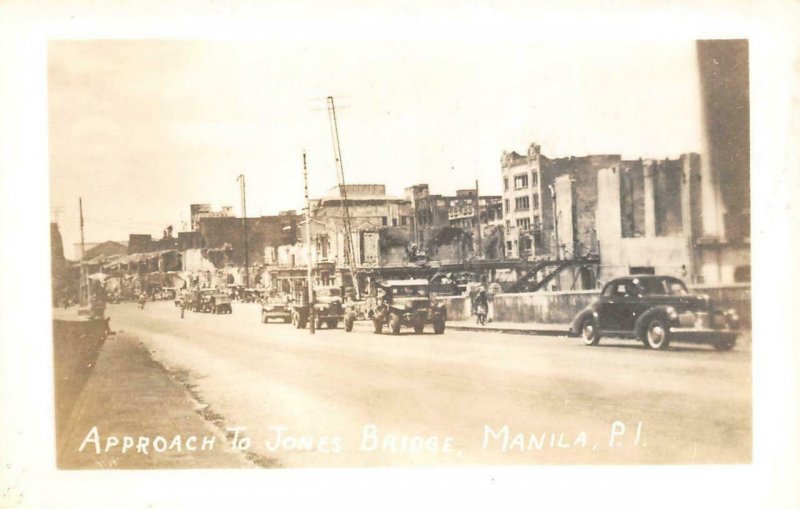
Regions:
[[352, 320, 572, 337]]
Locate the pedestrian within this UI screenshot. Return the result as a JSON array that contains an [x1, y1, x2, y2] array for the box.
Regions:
[[474, 287, 488, 326]]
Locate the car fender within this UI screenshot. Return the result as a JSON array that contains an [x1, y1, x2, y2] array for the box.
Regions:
[[635, 307, 678, 338], [571, 308, 598, 336]]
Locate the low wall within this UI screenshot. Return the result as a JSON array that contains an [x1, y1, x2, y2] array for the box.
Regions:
[[446, 284, 752, 326], [493, 290, 599, 324]]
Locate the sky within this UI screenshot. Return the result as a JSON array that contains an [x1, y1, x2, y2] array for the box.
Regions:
[[49, 39, 703, 257]]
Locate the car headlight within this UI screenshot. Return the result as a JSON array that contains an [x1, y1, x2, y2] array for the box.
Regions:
[[665, 306, 679, 320]]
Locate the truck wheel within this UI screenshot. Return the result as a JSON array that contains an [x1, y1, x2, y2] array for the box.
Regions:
[[389, 313, 401, 335], [643, 318, 670, 350], [581, 317, 601, 346], [432, 314, 445, 334], [373, 317, 383, 334], [327, 319, 338, 329], [345, 313, 355, 332], [413, 321, 425, 334]]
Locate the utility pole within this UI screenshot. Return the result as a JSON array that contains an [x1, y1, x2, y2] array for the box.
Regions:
[[549, 184, 559, 261], [327, 96, 361, 300], [79, 197, 90, 309], [303, 152, 315, 334], [237, 174, 250, 288], [475, 179, 483, 259]]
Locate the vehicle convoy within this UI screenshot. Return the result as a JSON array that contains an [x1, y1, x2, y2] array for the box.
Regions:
[[344, 279, 446, 335], [290, 285, 344, 329], [570, 275, 740, 351], [261, 293, 291, 324], [189, 289, 233, 314]]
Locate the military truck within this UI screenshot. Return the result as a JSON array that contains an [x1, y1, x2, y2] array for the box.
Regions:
[[290, 285, 345, 329], [344, 279, 446, 335]]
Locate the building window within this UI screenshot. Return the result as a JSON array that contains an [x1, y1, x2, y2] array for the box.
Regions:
[[506, 220, 511, 230], [515, 196, 530, 211], [504, 177, 509, 191], [533, 215, 541, 230], [401, 216, 407, 226], [514, 174, 528, 190], [392, 217, 398, 227], [504, 199, 510, 213], [533, 230, 543, 249], [382, 217, 387, 226], [532, 193, 539, 210], [506, 241, 512, 253], [532, 171, 538, 187], [734, 265, 751, 282], [516, 218, 530, 231]]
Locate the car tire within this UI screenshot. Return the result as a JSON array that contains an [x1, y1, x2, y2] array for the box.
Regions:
[[389, 313, 401, 335], [713, 337, 736, 351], [372, 316, 383, 334], [581, 316, 601, 346], [344, 313, 355, 332], [432, 314, 445, 334], [643, 318, 670, 350]]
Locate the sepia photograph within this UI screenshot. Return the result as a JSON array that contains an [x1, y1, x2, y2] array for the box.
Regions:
[[49, 38, 751, 469], [1, 1, 798, 508]]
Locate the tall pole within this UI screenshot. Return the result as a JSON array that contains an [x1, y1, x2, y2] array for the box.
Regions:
[[475, 179, 483, 259], [327, 96, 360, 300], [237, 174, 250, 288], [303, 152, 315, 334], [79, 197, 88, 307]]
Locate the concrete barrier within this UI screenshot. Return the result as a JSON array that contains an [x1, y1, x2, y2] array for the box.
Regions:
[[446, 284, 752, 326]]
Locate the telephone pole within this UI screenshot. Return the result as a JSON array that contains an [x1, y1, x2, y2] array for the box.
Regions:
[[79, 197, 90, 308], [475, 179, 483, 259], [303, 152, 315, 334], [237, 174, 250, 288]]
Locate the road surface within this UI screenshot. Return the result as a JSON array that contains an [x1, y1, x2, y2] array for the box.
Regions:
[[107, 301, 751, 467]]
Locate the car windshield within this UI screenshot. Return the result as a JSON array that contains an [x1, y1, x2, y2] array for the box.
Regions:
[[635, 278, 689, 296], [391, 285, 429, 297], [316, 288, 341, 298]]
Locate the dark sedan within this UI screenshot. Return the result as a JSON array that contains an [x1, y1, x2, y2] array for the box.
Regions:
[[570, 275, 740, 351]]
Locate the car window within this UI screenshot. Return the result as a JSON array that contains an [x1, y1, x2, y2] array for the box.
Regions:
[[613, 283, 629, 297]]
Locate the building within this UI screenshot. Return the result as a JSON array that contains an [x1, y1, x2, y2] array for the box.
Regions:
[[190, 203, 234, 230], [501, 144, 618, 260], [405, 183, 504, 261]]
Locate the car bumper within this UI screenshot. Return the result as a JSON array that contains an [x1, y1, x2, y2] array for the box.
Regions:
[[669, 328, 739, 343]]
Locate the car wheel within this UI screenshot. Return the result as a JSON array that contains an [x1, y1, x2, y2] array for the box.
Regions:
[[389, 313, 401, 335], [344, 313, 355, 332], [581, 316, 600, 346], [643, 318, 670, 350], [713, 336, 736, 351], [372, 316, 383, 334], [432, 314, 445, 334]]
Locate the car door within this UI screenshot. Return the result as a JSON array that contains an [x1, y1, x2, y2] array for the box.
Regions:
[[616, 281, 644, 332], [597, 281, 630, 331]]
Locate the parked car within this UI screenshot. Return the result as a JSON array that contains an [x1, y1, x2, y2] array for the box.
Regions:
[[261, 294, 291, 324], [570, 275, 740, 350], [351, 279, 446, 335]]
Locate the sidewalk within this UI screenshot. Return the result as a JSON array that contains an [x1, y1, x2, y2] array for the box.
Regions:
[[353, 318, 572, 336], [446, 319, 572, 336], [57, 332, 252, 469]]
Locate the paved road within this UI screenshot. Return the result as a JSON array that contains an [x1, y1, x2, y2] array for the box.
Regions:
[[107, 301, 751, 467]]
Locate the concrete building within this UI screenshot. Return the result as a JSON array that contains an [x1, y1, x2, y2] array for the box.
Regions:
[[190, 203, 234, 230], [501, 144, 618, 260]]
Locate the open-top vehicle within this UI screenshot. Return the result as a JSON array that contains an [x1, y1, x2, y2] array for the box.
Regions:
[[261, 293, 291, 324], [345, 279, 446, 335], [570, 275, 740, 351]]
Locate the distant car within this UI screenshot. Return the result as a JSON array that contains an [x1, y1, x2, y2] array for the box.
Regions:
[[354, 279, 446, 335], [570, 275, 740, 351], [261, 294, 291, 324]]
